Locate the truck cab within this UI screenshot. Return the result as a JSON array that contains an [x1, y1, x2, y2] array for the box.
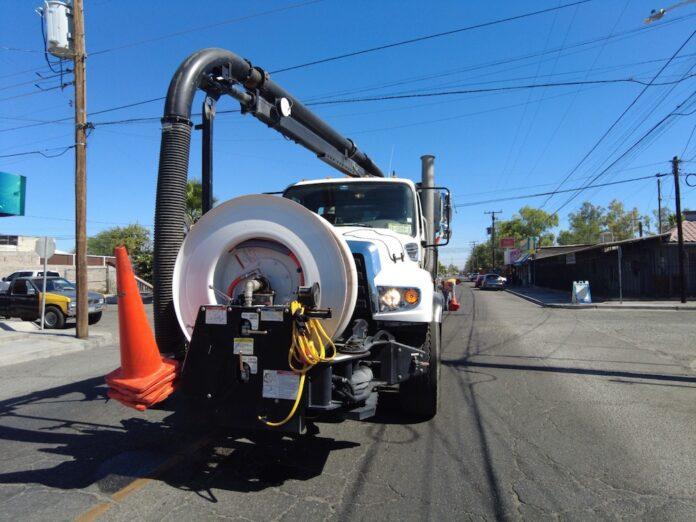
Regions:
[[283, 177, 452, 335]]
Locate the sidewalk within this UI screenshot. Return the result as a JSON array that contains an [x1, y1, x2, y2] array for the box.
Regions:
[[505, 285, 696, 310], [0, 320, 114, 367]]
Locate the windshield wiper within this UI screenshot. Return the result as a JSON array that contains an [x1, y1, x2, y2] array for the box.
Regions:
[[336, 223, 371, 227]]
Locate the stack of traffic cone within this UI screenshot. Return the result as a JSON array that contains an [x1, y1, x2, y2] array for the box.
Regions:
[[105, 246, 179, 411], [448, 284, 460, 311]]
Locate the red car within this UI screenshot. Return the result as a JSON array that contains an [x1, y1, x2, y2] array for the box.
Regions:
[[474, 274, 485, 288]]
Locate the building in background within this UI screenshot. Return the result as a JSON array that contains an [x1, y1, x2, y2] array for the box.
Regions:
[[518, 212, 696, 299]]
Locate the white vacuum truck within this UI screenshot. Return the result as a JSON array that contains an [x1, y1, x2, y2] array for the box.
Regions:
[[149, 49, 452, 433]]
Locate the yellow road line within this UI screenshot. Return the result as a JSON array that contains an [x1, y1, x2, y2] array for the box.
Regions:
[[75, 435, 213, 522]]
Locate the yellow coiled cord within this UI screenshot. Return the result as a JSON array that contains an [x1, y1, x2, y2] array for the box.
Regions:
[[258, 301, 336, 427]]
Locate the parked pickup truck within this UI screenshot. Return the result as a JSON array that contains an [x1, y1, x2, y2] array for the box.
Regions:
[[0, 277, 105, 328]]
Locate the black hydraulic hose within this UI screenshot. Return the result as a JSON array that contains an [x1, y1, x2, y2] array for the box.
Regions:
[[259, 78, 383, 177], [153, 121, 191, 355], [153, 48, 382, 354]]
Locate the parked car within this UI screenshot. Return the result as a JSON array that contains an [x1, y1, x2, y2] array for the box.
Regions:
[[481, 273, 506, 290], [0, 270, 61, 292], [0, 276, 105, 328], [468, 272, 478, 282], [474, 274, 485, 288]]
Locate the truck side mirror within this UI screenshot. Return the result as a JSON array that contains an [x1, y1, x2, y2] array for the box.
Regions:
[[419, 186, 452, 247]]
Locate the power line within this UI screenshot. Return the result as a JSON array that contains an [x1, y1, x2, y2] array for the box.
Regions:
[[2, 9, 692, 134], [299, 14, 696, 103], [90, 0, 325, 56], [454, 173, 671, 208], [538, 28, 696, 209], [523, 0, 630, 186], [551, 89, 696, 215], [0, 82, 72, 103], [270, 1, 593, 74], [305, 75, 696, 106], [0, 145, 74, 159]]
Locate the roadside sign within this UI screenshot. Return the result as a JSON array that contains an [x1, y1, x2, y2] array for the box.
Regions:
[[499, 237, 515, 248], [0, 172, 26, 217], [35, 237, 56, 259], [35, 237, 56, 330]]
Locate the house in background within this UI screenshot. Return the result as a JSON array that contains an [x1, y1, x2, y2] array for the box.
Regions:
[[518, 211, 696, 299]]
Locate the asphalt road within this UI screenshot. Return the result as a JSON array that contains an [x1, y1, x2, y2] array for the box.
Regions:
[[0, 285, 694, 521]]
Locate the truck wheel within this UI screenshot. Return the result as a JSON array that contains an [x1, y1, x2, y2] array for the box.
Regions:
[[43, 306, 65, 329], [400, 321, 440, 420], [88, 311, 103, 325]]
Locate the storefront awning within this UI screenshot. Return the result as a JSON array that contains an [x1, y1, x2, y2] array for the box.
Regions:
[[514, 253, 531, 266]]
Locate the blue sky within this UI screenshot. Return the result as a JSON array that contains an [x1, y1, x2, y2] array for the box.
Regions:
[[1, 0, 696, 266]]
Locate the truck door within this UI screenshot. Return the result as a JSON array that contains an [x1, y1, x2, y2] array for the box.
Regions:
[[11, 279, 39, 320]]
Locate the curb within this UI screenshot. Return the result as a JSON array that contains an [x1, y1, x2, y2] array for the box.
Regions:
[[504, 288, 696, 311], [0, 330, 114, 368]]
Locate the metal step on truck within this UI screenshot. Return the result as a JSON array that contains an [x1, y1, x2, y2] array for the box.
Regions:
[[106, 48, 455, 434]]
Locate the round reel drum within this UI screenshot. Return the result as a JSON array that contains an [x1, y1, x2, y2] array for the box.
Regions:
[[172, 194, 357, 340]]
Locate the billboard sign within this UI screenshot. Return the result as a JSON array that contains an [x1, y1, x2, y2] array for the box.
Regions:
[[499, 237, 515, 248], [0, 172, 26, 217]]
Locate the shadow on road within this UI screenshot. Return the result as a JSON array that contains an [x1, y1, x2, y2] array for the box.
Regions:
[[444, 360, 696, 384], [0, 376, 359, 499]]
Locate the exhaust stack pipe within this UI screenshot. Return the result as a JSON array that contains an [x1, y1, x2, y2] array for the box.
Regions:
[[153, 48, 383, 355], [421, 154, 436, 275]]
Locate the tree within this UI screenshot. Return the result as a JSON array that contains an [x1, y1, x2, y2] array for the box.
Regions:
[[465, 243, 493, 272], [87, 224, 153, 281], [87, 224, 150, 256], [185, 178, 217, 230], [653, 207, 671, 233], [497, 206, 558, 246], [605, 199, 641, 241], [557, 202, 604, 245]]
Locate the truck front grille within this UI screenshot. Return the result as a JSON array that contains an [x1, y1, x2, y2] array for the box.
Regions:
[[352, 254, 371, 316]]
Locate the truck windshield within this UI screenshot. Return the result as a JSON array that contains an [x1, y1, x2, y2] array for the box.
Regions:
[[35, 278, 75, 292], [283, 182, 416, 236]]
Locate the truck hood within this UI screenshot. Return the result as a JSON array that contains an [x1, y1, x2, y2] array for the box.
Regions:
[[334, 226, 418, 263], [48, 289, 104, 301]]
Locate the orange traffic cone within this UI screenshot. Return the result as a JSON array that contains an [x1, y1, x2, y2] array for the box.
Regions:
[[105, 246, 179, 410], [448, 284, 460, 311]]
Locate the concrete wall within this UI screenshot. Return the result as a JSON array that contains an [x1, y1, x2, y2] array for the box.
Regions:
[[0, 251, 117, 294]]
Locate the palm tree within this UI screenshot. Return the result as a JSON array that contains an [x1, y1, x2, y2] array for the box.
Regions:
[[184, 179, 216, 231]]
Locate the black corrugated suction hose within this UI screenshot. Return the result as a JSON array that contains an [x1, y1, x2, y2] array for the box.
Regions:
[[153, 121, 192, 355]]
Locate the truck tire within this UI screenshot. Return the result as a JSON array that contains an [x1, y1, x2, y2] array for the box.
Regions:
[[400, 320, 440, 419], [88, 311, 103, 325], [43, 306, 65, 329]]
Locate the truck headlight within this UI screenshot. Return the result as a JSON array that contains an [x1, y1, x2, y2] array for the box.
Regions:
[[68, 301, 76, 310], [378, 286, 420, 312]]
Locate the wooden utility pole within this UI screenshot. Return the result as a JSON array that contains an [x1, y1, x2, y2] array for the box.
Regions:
[[485, 210, 502, 270], [672, 156, 686, 303], [73, 0, 88, 337], [657, 176, 663, 233]]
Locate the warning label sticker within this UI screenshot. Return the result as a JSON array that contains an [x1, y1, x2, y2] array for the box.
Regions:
[[241, 355, 258, 374], [205, 307, 227, 325], [241, 312, 259, 330], [233, 337, 254, 355], [262, 370, 300, 400]]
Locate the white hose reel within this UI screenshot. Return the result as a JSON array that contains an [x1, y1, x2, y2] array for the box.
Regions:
[[173, 194, 357, 340]]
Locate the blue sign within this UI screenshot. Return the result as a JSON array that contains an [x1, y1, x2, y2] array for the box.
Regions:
[[0, 172, 26, 217]]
